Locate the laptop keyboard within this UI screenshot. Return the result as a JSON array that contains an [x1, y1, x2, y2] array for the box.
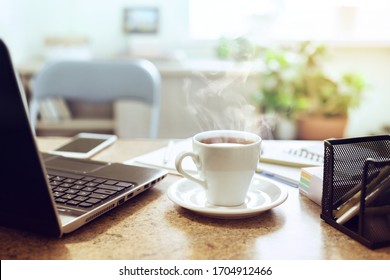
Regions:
[[47, 171, 135, 209]]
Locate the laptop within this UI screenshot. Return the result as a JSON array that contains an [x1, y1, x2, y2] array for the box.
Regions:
[[0, 39, 168, 237]]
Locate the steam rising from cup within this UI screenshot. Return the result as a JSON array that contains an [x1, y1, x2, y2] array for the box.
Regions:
[[184, 65, 260, 134]]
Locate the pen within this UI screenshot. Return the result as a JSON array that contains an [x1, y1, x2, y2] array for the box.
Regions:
[[256, 169, 298, 188], [163, 140, 174, 164]]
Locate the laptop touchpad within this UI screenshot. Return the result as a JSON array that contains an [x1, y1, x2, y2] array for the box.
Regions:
[[45, 157, 107, 173]]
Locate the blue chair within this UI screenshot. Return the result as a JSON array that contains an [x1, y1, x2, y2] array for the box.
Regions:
[[29, 59, 161, 138]]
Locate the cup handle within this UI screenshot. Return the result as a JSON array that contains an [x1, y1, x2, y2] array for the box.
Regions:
[[175, 151, 206, 189]]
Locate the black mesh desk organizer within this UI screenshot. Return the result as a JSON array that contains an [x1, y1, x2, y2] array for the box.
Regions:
[[321, 135, 390, 249]]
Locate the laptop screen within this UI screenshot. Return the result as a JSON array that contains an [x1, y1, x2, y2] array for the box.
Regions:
[[0, 39, 62, 236]]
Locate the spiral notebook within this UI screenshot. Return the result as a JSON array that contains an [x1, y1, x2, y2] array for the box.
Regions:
[[259, 140, 324, 167]]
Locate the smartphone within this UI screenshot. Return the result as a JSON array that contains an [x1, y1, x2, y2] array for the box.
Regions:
[[49, 133, 118, 159]]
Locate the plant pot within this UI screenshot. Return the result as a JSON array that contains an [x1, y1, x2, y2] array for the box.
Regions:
[[297, 116, 347, 140], [275, 116, 297, 140]]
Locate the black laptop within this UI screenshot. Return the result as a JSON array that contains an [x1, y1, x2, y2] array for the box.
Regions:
[[0, 39, 167, 237]]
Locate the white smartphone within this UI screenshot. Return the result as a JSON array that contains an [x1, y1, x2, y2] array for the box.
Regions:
[[49, 133, 118, 159]]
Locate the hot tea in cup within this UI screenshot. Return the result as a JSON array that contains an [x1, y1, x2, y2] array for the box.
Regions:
[[175, 130, 261, 206]]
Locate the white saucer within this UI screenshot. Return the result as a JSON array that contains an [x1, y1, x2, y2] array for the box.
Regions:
[[167, 175, 288, 219]]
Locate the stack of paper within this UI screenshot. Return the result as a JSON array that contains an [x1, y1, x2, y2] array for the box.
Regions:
[[299, 166, 323, 205], [125, 138, 196, 175]]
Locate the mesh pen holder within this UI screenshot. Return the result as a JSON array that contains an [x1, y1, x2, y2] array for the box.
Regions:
[[321, 135, 390, 249]]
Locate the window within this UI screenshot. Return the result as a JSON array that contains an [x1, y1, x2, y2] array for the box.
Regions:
[[189, 0, 280, 40], [188, 0, 390, 43]]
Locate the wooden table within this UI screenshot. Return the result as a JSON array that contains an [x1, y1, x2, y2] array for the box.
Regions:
[[1, 137, 389, 260]]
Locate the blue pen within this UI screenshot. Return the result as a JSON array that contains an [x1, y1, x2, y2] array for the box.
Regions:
[[256, 170, 298, 188]]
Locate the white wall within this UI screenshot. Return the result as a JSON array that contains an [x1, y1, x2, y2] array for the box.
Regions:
[[1, 0, 389, 137], [0, 0, 190, 64]]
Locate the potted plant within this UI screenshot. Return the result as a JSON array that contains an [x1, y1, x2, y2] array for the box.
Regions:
[[253, 44, 309, 139], [254, 41, 366, 140], [297, 70, 366, 140]]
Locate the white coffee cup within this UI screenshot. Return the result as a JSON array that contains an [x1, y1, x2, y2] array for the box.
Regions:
[[175, 130, 261, 207]]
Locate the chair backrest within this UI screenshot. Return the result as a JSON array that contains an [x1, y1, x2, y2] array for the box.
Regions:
[[29, 59, 161, 138]]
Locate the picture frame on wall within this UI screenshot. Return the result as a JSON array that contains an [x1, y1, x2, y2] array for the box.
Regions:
[[123, 7, 159, 34]]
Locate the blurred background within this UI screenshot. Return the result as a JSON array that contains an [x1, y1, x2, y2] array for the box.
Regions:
[[1, 0, 390, 139]]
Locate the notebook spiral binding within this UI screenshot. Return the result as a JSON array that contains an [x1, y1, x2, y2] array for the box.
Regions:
[[284, 147, 324, 163]]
